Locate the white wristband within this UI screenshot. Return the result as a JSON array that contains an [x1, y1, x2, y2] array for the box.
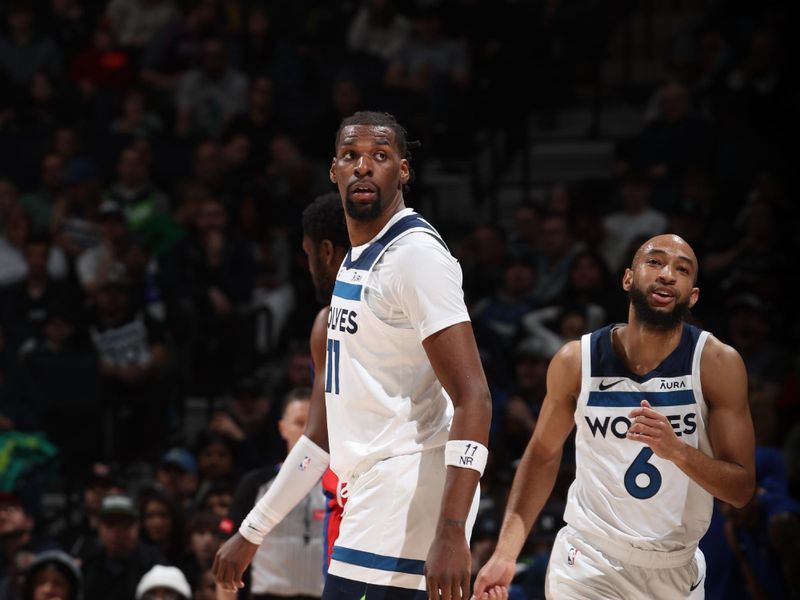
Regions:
[[239, 435, 329, 545], [444, 440, 488, 476]]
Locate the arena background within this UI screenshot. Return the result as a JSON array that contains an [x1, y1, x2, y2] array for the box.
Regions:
[[0, 1, 798, 599]]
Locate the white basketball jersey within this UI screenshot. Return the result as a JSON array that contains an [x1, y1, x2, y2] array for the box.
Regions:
[[325, 209, 463, 483], [564, 323, 714, 552]]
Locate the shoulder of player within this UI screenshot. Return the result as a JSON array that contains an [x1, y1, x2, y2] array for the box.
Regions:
[[701, 334, 745, 371], [547, 340, 582, 387], [387, 230, 450, 262]]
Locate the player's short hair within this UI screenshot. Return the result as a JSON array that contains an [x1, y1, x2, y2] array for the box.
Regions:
[[301, 192, 349, 249], [281, 386, 311, 417], [335, 111, 419, 195]]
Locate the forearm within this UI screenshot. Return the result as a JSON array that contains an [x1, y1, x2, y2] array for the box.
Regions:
[[495, 445, 562, 561], [673, 444, 754, 507]]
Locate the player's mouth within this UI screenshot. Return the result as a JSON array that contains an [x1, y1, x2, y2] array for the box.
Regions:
[[348, 182, 378, 202], [650, 287, 676, 305]]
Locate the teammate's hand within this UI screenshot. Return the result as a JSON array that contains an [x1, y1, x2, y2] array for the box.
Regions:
[[627, 399, 684, 462], [212, 532, 258, 593], [425, 523, 471, 600], [472, 553, 515, 599]]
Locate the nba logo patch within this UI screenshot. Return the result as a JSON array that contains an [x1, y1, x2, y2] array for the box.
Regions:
[[567, 546, 580, 566], [298, 456, 312, 471]]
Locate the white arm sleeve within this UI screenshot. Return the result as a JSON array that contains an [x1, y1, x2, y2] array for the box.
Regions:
[[238, 435, 329, 545]]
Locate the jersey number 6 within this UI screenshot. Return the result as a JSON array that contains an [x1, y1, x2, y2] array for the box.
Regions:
[[624, 448, 662, 499]]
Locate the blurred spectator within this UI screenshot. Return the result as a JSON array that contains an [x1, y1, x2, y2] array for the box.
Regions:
[[0, 494, 56, 582], [347, 0, 410, 63], [140, 0, 220, 94], [557, 249, 621, 328], [532, 213, 582, 305], [501, 338, 552, 460], [0, 4, 61, 95], [225, 76, 282, 166], [459, 224, 506, 304], [102, 146, 171, 234], [520, 303, 590, 361], [208, 376, 283, 472], [21, 550, 81, 600], [194, 431, 238, 498], [49, 159, 102, 259], [161, 197, 255, 396], [197, 483, 232, 521], [110, 88, 164, 138], [105, 0, 179, 51], [600, 172, 668, 274], [0, 234, 79, 354], [304, 77, 365, 160], [175, 38, 248, 140], [18, 153, 65, 235], [75, 200, 132, 294], [138, 487, 184, 565], [192, 569, 216, 600], [702, 447, 800, 599], [507, 203, 540, 263], [89, 265, 170, 463], [68, 18, 134, 100], [179, 511, 221, 590], [155, 448, 199, 514], [135, 564, 191, 600], [63, 463, 124, 560], [472, 255, 537, 347], [82, 494, 165, 599], [223, 387, 324, 600]]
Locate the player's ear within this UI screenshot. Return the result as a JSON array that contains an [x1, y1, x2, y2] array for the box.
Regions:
[[688, 286, 700, 309], [399, 159, 410, 187], [320, 240, 335, 265], [329, 158, 337, 184], [622, 268, 633, 291]]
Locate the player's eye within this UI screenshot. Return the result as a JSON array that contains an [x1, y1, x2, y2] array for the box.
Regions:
[[374, 151, 387, 160]]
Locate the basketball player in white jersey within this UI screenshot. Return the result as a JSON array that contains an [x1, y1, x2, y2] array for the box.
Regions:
[[473, 234, 755, 599], [215, 112, 495, 600]]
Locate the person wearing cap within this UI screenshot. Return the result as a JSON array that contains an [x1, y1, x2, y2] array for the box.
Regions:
[[135, 565, 191, 600], [75, 198, 131, 294], [22, 549, 82, 600], [81, 495, 165, 600], [155, 448, 199, 513]]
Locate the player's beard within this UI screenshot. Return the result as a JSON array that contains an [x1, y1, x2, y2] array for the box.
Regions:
[[628, 285, 690, 330], [345, 191, 383, 222]]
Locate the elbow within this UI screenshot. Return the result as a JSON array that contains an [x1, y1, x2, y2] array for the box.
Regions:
[[456, 386, 492, 421], [729, 477, 756, 509]]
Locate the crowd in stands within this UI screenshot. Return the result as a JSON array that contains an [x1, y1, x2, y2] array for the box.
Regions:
[[0, 1, 798, 599]]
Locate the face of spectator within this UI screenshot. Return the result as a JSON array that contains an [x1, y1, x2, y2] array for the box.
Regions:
[[249, 77, 273, 112], [330, 125, 409, 223], [503, 262, 535, 297], [193, 143, 222, 183], [118, 149, 148, 186], [98, 516, 139, 560], [93, 27, 114, 51], [194, 201, 227, 235], [247, 6, 270, 37], [278, 399, 310, 451], [31, 74, 55, 104], [539, 217, 572, 259], [0, 180, 17, 214], [471, 226, 505, 267], [31, 565, 73, 600], [96, 285, 131, 325], [513, 206, 539, 243], [514, 355, 548, 391], [559, 311, 587, 341], [52, 128, 79, 160], [620, 180, 650, 213], [570, 254, 604, 293], [142, 499, 172, 545], [8, 8, 33, 36], [661, 82, 690, 123], [232, 393, 270, 426], [155, 467, 198, 502], [99, 215, 129, 244], [44, 315, 74, 347], [728, 308, 767, 351], [197, 441, 233, 482], [285, 352, 312, 388], [222, 135, 250, 169], [24, 242, 49, 278], [333, 81, 361, 117], [201, 40, 227, 77], [41, 154, 65, 190], [0, 502, 32, 537], [190, 529, 220, 568], [203, 493, 231, 519], [84, 482, 122, 517]]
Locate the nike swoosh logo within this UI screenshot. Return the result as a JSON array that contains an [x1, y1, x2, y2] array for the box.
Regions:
[[599, 379, 625, 390], [690, 575, 704, 591]]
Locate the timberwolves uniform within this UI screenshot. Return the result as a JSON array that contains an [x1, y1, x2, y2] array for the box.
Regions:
[[547, 323, 712, 599], [323, 209, 479, 597]]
